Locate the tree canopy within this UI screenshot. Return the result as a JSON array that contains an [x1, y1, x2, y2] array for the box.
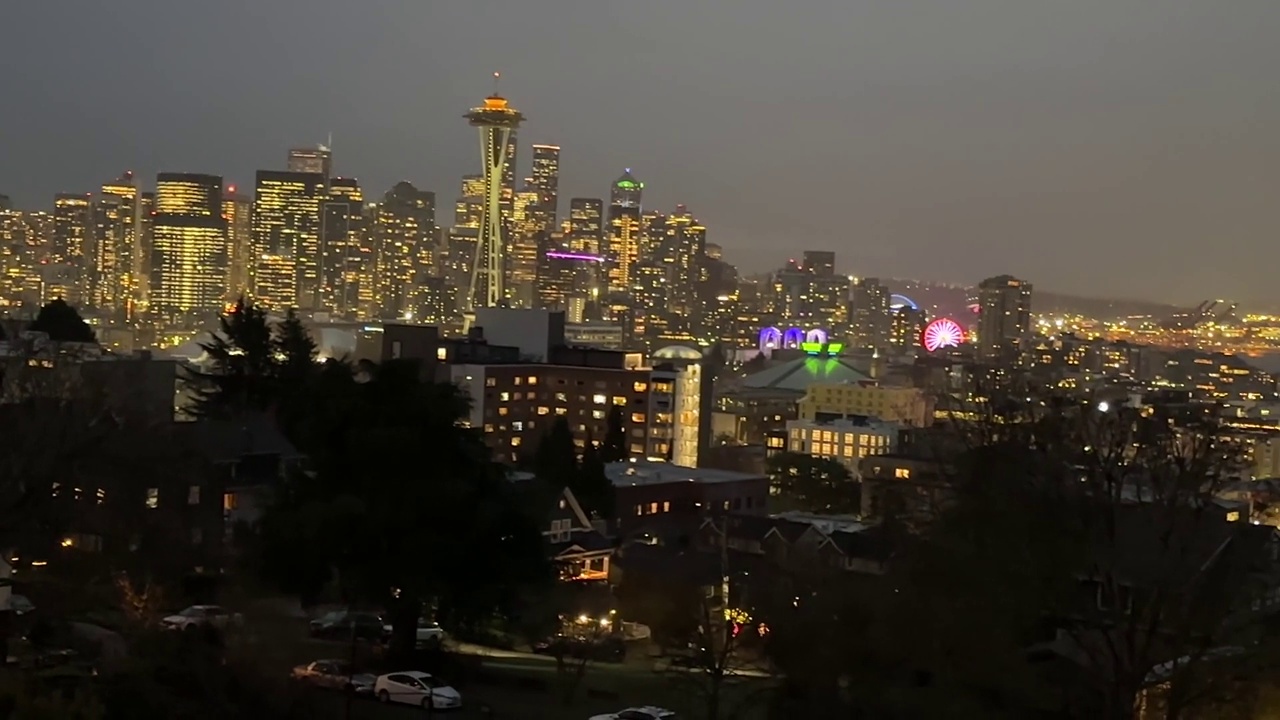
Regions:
[[766, 451, 858, 514], [28, 299, 95, 343]]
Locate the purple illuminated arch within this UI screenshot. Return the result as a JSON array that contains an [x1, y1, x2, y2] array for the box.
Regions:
[[758, 326, 782, 352], [783, 327, 805, 349], [805, 328, 828, 345]]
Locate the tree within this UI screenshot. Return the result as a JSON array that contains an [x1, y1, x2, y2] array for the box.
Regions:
[[257, 360, 552, 662], [576, 441, 615, 521], [28, 299, 95, 344], [533, 418, 614, 519], [765, 452, 858, 514], [601, 406, 627, 463], [185, 298, 276, 419]]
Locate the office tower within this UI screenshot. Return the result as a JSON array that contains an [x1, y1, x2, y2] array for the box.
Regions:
[[657, 205, 706, 321], [454, 174, 485, 229], [222, 185, 253, 299], [136, 192, 155, 311], [251, 170, 325, 310], [536, 246, 602, 311], [638, 210, 667, 263], [51, 193, 92, 304], [501, 133, 518, 210], [606, 171, 643, 294], [92, 172, 138, 314], [528, 144, 560, 218], [803, 250, 836, 277], [506, 187, 545, 308], [150, 173, 227, 322], [568, 198, 603, 255], [288, 144, 332, 181], [320, 177, 365, 317], [464, 83, 524, 314], [849, 277, 891, 351], [0, 210, 46, 309], [374, 181, 435, 318], [977, 274, 1033, 364]]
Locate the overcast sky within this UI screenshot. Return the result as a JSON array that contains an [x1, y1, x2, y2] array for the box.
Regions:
[[2, 1, 1278, 305]]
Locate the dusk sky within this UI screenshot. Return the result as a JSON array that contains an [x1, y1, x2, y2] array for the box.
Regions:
[[3, 1, 1279, 305]]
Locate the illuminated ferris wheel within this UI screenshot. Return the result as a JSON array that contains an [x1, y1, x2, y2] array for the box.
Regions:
[[921, 318, 965, 352]]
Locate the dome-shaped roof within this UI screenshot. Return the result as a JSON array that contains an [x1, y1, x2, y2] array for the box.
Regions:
[[653, 345, 703, 361]]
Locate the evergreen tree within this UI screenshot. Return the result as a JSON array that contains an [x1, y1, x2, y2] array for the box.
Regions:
[[534, 417, 579, 491], [28, 298, 95, 343], [601, 405, 628, 462], [575, 440, 616, 520], [185, 298, 275, 418], [269, 309, 319, 436]]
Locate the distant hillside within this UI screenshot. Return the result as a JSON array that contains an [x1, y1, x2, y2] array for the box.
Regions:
[[883, 279, 1185, 321]]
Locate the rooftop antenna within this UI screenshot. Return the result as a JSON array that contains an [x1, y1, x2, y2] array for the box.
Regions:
[[326, 131, 333, 151], [492, 71, 501, 97]]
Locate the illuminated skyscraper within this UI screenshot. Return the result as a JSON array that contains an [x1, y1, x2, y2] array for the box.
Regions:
[[464, 77, 524, 315], [251, 170, 325, 310], [150, 173, 227, 322], [222, 185, 253, 299], [657, 205, 706, 320], [506, 187, 545, 308], [51, 193, 92, 303], [288, 144, 332, 181], [528, 144, 560, 218], [977, 274, 1033, 364], [606, 171, 643, 294], [92, 172, 138, 314], [374, 181, 435, 318], [320, 177, 365, 316], [849, 277, 891, 352], [568, 198, 603, 255]]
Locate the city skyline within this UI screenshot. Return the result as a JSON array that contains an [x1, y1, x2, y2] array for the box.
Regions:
[[3, 2, 1280, 304]]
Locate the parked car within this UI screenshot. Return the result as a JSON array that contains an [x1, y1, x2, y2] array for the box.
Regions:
[[589, 707, 679, 720], [531, 634, 626, 662], [160, 605, 242, 631], [374, 671, 461, 710], [291, 659, 375, 694], [309, 610, 385, 641], [381, 617, 446, 648]]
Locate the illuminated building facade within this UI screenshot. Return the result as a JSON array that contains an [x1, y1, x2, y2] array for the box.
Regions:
[[799, 383, 933, 427], [606, 171, 642, 294], [537, 249, 603, 310], [251, 170, 325, 311], [655, 205, 706, 323], [287, 144, 332, 181], [568, 198, 603, 255], [92, 172, 138, 315], [150, 173, 227, 321], [222, 186, 253, 299], [528, 144, 561, 218], [786, 416, 897, 474], [52, 193, 92, 303], [465, 82, 524, 314], [374, 181, 435, 319], [977, 274, 1033, 364], [136, 192, 155, 310], [849, 277, 891, 352], [320, 177, 365, 317]]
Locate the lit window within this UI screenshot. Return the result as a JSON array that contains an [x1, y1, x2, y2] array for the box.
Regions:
[[592, 410, 606, 420], [483, 424, 494, 432], [631, 413, 645, 423], [1227, 511, 1241, 522], [895, 468, 911, 479], [513, 421, 524, 431], [436, 347, 447, 361], [499, 392, 510, 401], [514, 377, 523, 386], [527, 376, 538, 385], [662, 501, 671, 512], [498, 407, 509, 416], [537, 407, 549, 416], [555, 407, 568, 415], [556, 392, 568, 402], [188, 485, 200, 505], [559, 498, 567, 509], [634, 382, 648, 392], [613, 396, 627, 406], [485, 377, 497, 387], [649, 502, 659, 514], [146, 488, 159, 509], [223, 492, 238, 511], [511, 437, 522, 447], [592, 394, 607, 405]]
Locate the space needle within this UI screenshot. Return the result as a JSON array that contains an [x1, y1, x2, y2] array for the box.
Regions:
[[464, 72, 524, 325]]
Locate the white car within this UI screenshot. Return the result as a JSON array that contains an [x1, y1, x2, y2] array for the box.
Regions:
[[373, 670, 462, 710], [590, 707, 680, 720], [161, 605, 242, 631], [381, 618, 447, 648]]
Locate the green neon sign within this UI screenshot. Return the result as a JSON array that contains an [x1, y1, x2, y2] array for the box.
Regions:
[[801, 342, 844, 357]]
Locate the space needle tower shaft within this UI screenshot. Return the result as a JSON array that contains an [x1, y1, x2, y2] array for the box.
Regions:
[[464, 72, 524, 316]]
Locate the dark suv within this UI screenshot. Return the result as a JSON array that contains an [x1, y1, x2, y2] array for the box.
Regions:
[[308, 611, 385, 641]]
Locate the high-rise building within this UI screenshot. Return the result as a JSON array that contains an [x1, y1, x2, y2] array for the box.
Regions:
[[528, 144, 560, 218], [136, 192, 155, 310], [251, 170, 325, 311], [568, 198, 603, 255], [320, 177, 365, 317], [92, 172, 138, 315], [288, 144, 332, 181], [977, 274, 1033, 364], [803, 250, 836, 277], [849, 277, 891, 351], [150, 173, 227, 322], [222, 185, 253, 300], [657, 205, 706, 322], [507, 187, 546, 308], [51, 193, 92, 302], [374, 181, 435, 318], [606, 171, 643, 294], [464, 83, 524, 315]]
